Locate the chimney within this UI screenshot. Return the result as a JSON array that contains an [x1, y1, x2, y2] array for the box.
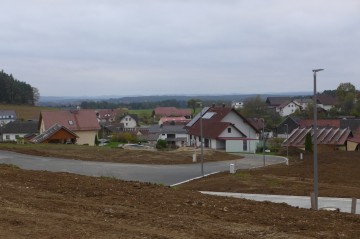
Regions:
[[222, 103, 226, 108]]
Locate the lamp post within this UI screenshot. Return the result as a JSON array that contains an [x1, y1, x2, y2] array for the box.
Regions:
[[284, 123, 288, 158], [313, 68, 324, 210], [262, 118, 265, 167], [197, 102, 204, 176]]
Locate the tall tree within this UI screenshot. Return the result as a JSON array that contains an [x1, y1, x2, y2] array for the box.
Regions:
[[187, 98, 201, 115], [335, 82, 356, 115]]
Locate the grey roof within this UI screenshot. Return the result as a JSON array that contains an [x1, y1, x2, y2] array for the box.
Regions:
[[1, 120, 38, 134], [149, 125, 187, 134], [265, 97, 292, 106], [0, 110, 16, 118]]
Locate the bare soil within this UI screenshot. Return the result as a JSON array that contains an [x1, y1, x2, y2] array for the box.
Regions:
[[180, 148, 360, 198], [0, 143, 239, 164], [1, 146, 360, 238], [1, 164, 360, 239]]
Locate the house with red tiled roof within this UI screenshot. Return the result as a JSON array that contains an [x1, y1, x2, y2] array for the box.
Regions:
[[185, 106, 260, 153], [39, 109, 100, 146], [159, 117, 190, 126], [153, 107, 192, 119]]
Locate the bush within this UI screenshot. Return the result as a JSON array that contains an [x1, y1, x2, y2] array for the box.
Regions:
[[156, 139, 168, 149], [111, 132, 138, 143]]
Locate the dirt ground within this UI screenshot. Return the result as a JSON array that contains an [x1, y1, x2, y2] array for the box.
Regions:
[[1, 163, 360, 239], [0, 143, 239, 164], [1, 145, 360, 238], [180, 148, 360, 198]]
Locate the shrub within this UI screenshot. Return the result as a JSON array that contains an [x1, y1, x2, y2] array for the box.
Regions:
[[156, 139, 168, 149], [305, 132, 313, 152]]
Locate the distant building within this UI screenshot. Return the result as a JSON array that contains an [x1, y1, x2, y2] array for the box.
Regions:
[[0, 110, 16, 126]]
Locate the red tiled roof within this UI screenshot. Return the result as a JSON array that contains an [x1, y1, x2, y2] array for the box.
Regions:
[[299, 119, 340, 128], [40, 110, 100, 131], [154, 107, 191, 117]]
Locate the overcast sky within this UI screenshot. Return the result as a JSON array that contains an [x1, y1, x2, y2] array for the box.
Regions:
[[1, 0, 359, 97]]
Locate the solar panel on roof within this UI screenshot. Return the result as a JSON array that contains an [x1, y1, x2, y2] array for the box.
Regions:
[[186, 107, 210, 127], [202, 112, 216, 119]]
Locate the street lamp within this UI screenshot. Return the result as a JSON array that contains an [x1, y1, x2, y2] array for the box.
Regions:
[[262, 118, 265, 167], [284, 123, 288, 158], [313, 68, 324, 210], [197, 102, 204, 176]]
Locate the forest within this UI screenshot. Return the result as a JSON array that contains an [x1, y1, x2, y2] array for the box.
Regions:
[[0, 70, 39, 105]]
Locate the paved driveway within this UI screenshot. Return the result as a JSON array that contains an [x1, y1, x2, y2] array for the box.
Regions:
[[0, 150, 286, 185]]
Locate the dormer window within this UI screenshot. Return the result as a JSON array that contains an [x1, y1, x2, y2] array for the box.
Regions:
[[68, 120, 74, 125]]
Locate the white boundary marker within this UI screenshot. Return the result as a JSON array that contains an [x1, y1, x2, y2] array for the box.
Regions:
[[170, 172, 219, 187]]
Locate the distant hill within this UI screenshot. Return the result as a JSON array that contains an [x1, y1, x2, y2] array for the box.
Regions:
[[39, 92, 312, 106]]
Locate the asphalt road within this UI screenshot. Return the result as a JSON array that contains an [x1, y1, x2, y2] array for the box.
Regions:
[[0, 150, 286, 185]]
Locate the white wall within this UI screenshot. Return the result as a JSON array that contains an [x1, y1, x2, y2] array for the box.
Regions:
[[2, 133, 27, 141], [120, 116, 137, 128], [279, 103, 300, 117], [221, 111, 259, 152]]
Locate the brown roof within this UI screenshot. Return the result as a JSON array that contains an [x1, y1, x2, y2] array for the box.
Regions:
[[299, 119, 340, 128], [283, 127, 351, 147], [317, 94, 337, 105], [154, 107, 192, 117], [40, 110, 100, 131]]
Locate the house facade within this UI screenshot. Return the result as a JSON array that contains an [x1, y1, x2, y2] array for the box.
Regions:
[[276, 100, 302, 117], [119, 114, 138, 129], [1, 120, 38, 142], [186, 106, 259, 153], [39, 109, 100, 146]]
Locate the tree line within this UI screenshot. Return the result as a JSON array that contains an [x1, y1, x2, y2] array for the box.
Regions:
[[0, 70, 39, 105]]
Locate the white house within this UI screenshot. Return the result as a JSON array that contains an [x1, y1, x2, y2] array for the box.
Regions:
[[1, 120, 38, 142], [143, 125, 188, 147], [119, 114, 138, 129], [186, 106, 259, 153], [276, 100, 302, 117]]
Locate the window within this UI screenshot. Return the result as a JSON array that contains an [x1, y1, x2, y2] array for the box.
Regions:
[[15, 135, 20, 139], [243, 140, 247, 151], [6, 135, 10, 140], [228, 128, 231, 133]]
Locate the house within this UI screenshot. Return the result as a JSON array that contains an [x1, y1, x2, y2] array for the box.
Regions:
[[153, 107, 192, 119], [266, 97, 292, 109], [95, 109, 117, 123], [316, 94, 336, 111], [231, 101, 244, 109], [158, 117, 190, 126], [276, 116, 301, 138], [1, 120, 38, 142], [119, 114, 138, 129], [39, 109, 100, 146], [282, 127, 353, 151], [186, 106, 259, 153], [0, 110, 17, 126], [276, 100, 302, 117], [31, 123, 78, 144], [142, 124, 188, 147]]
